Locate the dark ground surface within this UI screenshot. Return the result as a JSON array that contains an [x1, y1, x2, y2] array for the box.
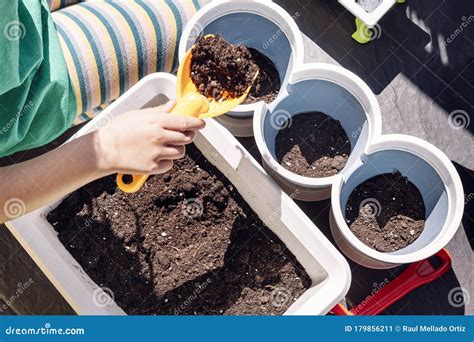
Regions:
[[0, 0, 472, 315]]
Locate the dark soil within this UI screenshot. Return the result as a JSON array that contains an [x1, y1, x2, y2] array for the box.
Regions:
[[242, 48, 280, 105], [191, 35, 259, 101], [47, 144, 311, 315], [275, 112, 351, 178], [345, 172, 426, 252], [191, 35, 279, 104]]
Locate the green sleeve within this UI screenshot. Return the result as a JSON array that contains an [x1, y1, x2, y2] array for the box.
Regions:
[[0, 0, 77, 157]]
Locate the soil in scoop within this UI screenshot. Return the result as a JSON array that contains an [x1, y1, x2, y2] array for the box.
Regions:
[[191, 35, 280, 104], [345, 172, 426, 252], [47, 144, 311, 315], [275, 112, 351, 178]]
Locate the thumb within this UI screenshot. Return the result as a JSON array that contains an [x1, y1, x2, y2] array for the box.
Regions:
[[163, 100, 176, 113], [148, 100, 176, 113]]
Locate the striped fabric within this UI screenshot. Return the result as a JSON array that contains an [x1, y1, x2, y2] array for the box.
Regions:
[[52, 0, 210, 121], [77, 103, 109, 125]]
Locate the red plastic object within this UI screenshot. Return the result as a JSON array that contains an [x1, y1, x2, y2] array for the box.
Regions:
[[331, 249, 452, 316]]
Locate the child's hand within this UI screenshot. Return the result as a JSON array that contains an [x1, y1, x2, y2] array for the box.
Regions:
[[96, 102, 205, 175]]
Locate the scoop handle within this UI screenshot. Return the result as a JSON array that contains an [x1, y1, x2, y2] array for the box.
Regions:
[[331, 249, 452, 316], [116, 93, 209, 193], [352, 248, 451, 315], [116, 173, 149, 193]]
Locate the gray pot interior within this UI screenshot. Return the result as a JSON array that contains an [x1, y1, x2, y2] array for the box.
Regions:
[[339, 149, 448, 254], [185, 13, 293, 111], [263, 79, 370, 171]]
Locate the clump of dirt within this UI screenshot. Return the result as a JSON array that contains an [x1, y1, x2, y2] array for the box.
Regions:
[[47, 144, 311, 315], [345, 172, 426, 252], [191, 35, 280, 104], [275, 112, 351, 177], [191, 35, 259, 101]]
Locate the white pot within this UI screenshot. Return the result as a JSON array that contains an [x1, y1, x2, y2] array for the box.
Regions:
[[330, 134, 464, 269], [6, 73, 350, 314], [178, 0, 304, 136], [253, 62, 463, 268], [253, 63, 382, 201]]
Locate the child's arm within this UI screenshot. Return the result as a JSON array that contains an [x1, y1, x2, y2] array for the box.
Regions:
[[0, 105, 205, 223]]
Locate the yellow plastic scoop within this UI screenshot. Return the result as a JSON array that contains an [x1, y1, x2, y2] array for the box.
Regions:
[[116, 36, 258, 193]]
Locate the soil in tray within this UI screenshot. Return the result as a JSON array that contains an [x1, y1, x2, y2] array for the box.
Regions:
[[47, 144, 311, 315], [191, 35, 280, 104], [345, 172, 426, 252], [275, 112, 351, 178]]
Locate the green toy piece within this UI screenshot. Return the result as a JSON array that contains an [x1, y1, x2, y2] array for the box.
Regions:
[[352, 0, 407, 44], [352, 17, 372, 44]]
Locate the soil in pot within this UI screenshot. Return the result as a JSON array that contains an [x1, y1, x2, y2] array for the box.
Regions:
[[345, 172, 426, 252], [275, 112, 351, 178], [191, 35, 280, 104], [47, 144, 311, 315], [243, 48, 281, 105]]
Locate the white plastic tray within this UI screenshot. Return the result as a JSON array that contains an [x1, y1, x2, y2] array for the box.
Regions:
[[6, 73, 350, 315], [339, 0, 397, 27]]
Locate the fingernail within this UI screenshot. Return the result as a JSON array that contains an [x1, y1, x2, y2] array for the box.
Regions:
[[201, 120, 206, 128]]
